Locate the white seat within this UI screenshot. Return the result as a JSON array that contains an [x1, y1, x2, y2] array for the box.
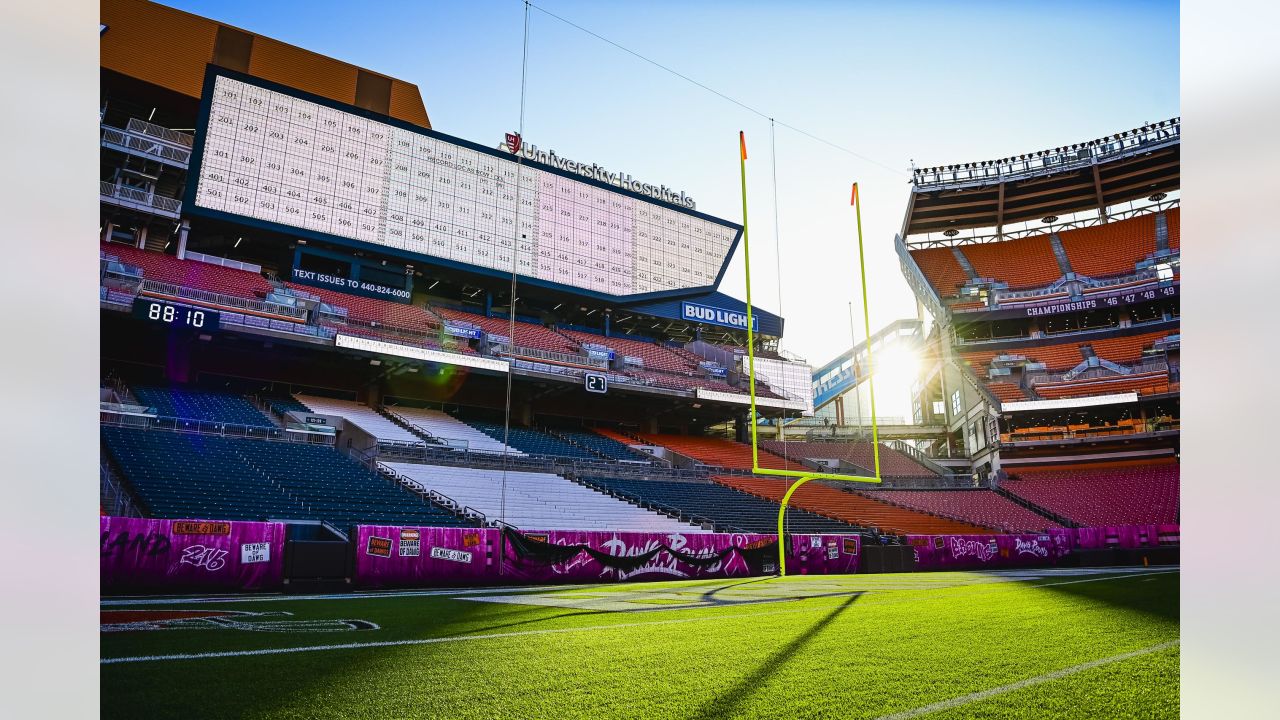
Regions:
[[386, 406, 524, 455], [294, 395, 422, 445], [384, 462, 705, 533]]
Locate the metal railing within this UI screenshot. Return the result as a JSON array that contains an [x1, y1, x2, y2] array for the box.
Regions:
[[100, 410, 335, 445], [1026, 359, 1168, 386], [125, 118, 195, 148], [99, 180, 181, 217], [139, 279, 308, 320], [913, 118, 1179, 189], [101, 125, 192, 165], [490, 341, 606, 368], [100, 461, 141, 517]]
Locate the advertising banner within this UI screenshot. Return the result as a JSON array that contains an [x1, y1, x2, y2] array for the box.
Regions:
[[906, 530, 1074, 571], [100, 516, 285, 593], [788, 534, 861, 575], [502, 529, 776, 583], [354, 526, 498, 588]]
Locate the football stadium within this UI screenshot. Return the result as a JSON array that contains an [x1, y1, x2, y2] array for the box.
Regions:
[[97, 1, 1179, 717]]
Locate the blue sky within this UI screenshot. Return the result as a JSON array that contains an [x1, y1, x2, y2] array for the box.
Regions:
[[161, 0, 1179, 367]]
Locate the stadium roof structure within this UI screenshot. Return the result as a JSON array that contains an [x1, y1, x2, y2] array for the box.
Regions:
[[101, 0, 431, 128], [902, 119, 1179, 243]]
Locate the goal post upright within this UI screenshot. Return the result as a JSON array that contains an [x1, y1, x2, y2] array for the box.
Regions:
[[737, 132, 882, 577]]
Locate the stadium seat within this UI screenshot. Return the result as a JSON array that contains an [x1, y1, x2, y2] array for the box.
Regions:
[[580, 476, 862, 534], [859, 489, 1060, 533], [101, 426, 471, 526], [958, 236, 1063, 290], [131, 387, 273, 427], [559, 329, 700, 374], [758, 441, 940, 478], [1001, 462, 1179, 526], [909, 247, 971, 298], [292, 395, 425, 446], [712, 475, 988, 535], [384, 406, 523, 455], [1056, 214, 1158, 279], [286, 282, 438, 331], [557, 429, 655, 463], [102, 243, 272, 300], [382, 462, 702, 532], [430, 306, 582, 355], [632, 433, 803, 471]]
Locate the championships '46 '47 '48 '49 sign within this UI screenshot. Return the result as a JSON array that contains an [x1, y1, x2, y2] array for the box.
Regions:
[[190, 72, 741, 299]]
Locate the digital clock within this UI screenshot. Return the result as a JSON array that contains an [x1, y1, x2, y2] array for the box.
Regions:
[[132, 299, 220, 331]]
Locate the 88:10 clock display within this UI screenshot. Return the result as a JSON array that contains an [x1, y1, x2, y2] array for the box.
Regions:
[[131, 299, 221, 331]]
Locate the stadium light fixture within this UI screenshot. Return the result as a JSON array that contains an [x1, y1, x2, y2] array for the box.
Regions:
[[737, 131, 880, 577]]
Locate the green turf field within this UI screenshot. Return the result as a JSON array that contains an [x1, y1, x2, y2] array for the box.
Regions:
[[100, 567, 1178, 719]]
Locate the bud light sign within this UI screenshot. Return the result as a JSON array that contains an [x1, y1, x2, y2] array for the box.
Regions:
[[682, 301, 758, 332]]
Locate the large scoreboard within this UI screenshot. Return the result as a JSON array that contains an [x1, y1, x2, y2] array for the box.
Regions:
[[188, 70, 741, 299]]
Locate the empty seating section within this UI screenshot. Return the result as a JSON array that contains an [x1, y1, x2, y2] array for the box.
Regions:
[[459, 420, 595, 459], [986, 382, 1027, 404], [713, 475, 987, 535], [560, 330, 698, 374], [293, 395, 423, 445], [132, 387, 272, 427], [1035, 372, 1170, 399], [909, 247, 971, 297], [1001, 463, 1179, 525], [431, 306, 581, 355], [635, 434, 802, 471], [626, 369, 747, 395], [1165, 208, 1179, 250], [382, 463, 700, 532], [959, 236, 1062, 289], [1088, 331, 1171, 365], [287, 283, 436, 331], [1057, 215, 1157, 279], [558, 430, 653, 462], [759, 441, 938, 478], [385, 406, 522, 454], [583, 477, 861, 534], [102, 427, 468, 526], [103, 243, 272, 299], [861, 490, 1059, 533]]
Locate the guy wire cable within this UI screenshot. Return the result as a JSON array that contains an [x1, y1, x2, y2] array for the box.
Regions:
[[500, 0, 533, 534]]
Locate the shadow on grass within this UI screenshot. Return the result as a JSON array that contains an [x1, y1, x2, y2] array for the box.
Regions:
[[701, 576, 776, 605], [691, 592, 863, 719], [1034, 569, 1178, 623]]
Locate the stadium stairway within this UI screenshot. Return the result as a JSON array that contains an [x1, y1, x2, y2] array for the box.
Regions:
[[711, 475, 990, 535]]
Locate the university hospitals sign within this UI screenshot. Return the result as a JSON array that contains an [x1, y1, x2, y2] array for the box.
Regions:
[[500, 134, 697, 210]]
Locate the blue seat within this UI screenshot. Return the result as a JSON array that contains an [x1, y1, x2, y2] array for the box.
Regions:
[[131, 387, 274, 427], [101, 426, 476, 527], [579, 476, 863, 534]]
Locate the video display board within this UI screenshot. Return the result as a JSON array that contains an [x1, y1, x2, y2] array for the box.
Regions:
[[189, 71, 740, 298]]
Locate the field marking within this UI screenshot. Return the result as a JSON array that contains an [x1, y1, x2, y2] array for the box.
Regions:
[[100, 569, 1175, 665], [100, 566, 1177, 607], [871, 640, 1180, 720]]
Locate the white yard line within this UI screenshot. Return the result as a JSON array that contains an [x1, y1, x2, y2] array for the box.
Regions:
[[101, 569, 1176, 665], [871, 640, 1180, 720]]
